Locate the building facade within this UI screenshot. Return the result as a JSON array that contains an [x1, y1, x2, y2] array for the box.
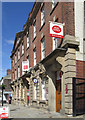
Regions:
[[10, 1, 85, 116]]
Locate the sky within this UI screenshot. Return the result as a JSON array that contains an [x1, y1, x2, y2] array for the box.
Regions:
[[1, 2, 34, 79]]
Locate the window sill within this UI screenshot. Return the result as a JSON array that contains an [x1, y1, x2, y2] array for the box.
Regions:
[[32, 36, 36, 42], [50, 2, 59, 16], [39, 22, 45, 32]]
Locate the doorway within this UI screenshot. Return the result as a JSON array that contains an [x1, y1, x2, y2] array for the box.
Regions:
[[56, 71, 61, 112]]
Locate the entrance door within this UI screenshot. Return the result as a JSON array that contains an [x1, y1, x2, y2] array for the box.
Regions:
[[56, 71, 61, 112]]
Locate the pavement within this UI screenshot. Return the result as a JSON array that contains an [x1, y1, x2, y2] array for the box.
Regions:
[[0, 103, 85, 119]]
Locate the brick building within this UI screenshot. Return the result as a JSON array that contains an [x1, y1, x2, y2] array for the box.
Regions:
[[10, 1, 85, 116]]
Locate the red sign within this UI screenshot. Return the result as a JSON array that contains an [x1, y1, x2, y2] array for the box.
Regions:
[[22, 61, 29, 72], [52, 26, 61, 33], [0, 107, 9, 118], [50, 22, 64, 38]]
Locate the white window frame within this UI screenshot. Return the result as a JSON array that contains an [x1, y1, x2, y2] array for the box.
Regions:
[[42, 79, 46, 100], [34, 84, 37, 100], [34, 48, 36, 66], [34, 21, 36, 38], [27, 32, 29, 48], [22, 42, 24, 55], [41, 38, 45, 60], [52, 0, 56, 9], [23, 85, 24, 99], [18, 49, 20, 60], [18, 66, 20, 78], [53, 37, 59, 50], [41, 5, 45, 26], [15, 69, 17, 80], [15, 54, 17, 63], [27, 55, 29, 69]]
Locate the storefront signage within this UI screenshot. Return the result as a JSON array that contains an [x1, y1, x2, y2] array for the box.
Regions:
[[22, 61, 29, 72], [50, 21, 64, 38], [33, 79, 38, 84], [0, 107, 9, 118]]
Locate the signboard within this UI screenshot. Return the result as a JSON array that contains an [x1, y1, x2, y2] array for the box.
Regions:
[[33, 79, 38, 84], [50, 22, 64, 38], [22, 61, 29, 72], [0, 107, 9, 118]]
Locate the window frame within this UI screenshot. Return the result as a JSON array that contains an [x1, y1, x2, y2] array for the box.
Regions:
[[41, 5, 45, 27], [41, 37, 45, 60]]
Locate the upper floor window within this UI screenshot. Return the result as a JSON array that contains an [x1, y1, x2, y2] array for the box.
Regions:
[[15, 54, 17, 63], [18, 49, 20, 60], [41, 5, 45, 26], [52, 0, 56, 9], [53, 37, 59, 50], [13, 72, 14, 81], [33, 21, 36, 38], [18, 66, 20, 78], [22, 42, 24, 55], [33, 48, 36, 66], [27, 32, 29, 48], [27, 55, 29, 70], [41, 37, 45, 60], [15, 69, 17, 80]]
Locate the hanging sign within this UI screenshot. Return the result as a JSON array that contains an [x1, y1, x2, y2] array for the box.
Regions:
[[22, 61, 29, 72], [0, 107, 9, 118], [33, 79, 38, 84], [50, 21, 64, 38]]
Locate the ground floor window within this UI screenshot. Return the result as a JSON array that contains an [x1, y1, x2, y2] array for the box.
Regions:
[[34, 84, 37, 100], [42, 78, 46, 100]]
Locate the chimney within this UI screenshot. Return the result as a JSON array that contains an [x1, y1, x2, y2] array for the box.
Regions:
[[7, 69, 11, 75]]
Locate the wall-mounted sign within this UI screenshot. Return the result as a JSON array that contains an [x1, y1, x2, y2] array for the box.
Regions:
[[0, 107, 9, 118], [22, 61, 29, 72], [50, 21, 64, 38], [33, 79, 38, 84]]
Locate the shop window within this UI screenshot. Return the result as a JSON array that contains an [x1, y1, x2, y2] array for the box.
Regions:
[[42, 78, 46, 100], [34, 84, 37, 100], [41, 37, 45, 60], [23, 85, 24, 99], [41, 5, 45, 27]]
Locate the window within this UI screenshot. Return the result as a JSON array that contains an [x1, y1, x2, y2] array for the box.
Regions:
[[23, 85, 24, 99], [52, 0, 56, 9], [53, 37, 59, 50], [22, 42, 24, 55], [34, 48, 36, 66], [12, 59, 14, 67], [34, 84, 37, 100], [15, 87, 17, 99], [42, 78, 46, 100], [27, 56, 29, 69], [41, 5, 45, 26], [33, 21, 36, 38], [19, 86, 20, 99], [15, 54, 17, 63], [13, 72, 14, 81], [18, 66, 20, 78], [18, 49, 20, 60], [27, 32, 29, 48], [15, 69, 17, 80], [41, 38, 45, 60]]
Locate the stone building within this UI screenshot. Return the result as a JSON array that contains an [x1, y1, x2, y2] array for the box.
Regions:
[[10, 1, 85, 116]]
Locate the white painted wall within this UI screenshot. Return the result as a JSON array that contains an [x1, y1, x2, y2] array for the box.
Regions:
[[74, 0, 85, 61]]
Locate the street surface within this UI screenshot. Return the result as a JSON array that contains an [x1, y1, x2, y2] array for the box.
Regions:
[[0, 103, 84, 119]]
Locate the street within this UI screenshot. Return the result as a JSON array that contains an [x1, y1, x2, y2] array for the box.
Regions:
[[0, 103, 84, 119]]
